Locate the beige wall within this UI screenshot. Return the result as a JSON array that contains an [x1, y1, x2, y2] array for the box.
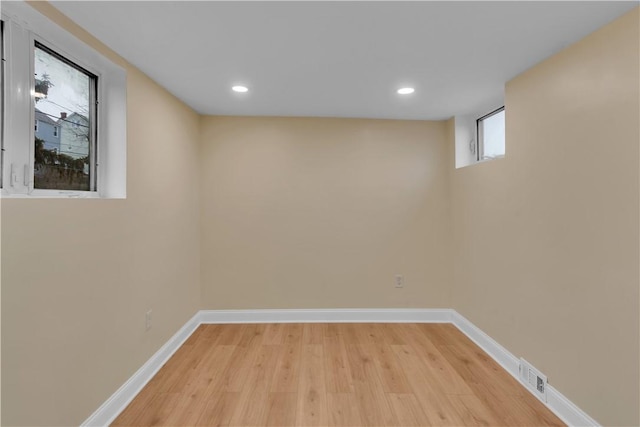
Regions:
[[200, 117, 452, 309], [1, 3, 201, 426], [451, 8, 639, 426]]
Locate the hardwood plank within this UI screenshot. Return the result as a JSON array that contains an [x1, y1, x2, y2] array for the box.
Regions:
[[351, 323, 385, 345], [230, 391, 271, 426], [346, 344, 398, 426], [436, 339, 546, 426], [418, 323, 469, 348], [466, 383, 549, 426], [202, 324, 224, 341], [344, 343, 375, 383], [342, 323, 366, 345], [215, 324, 247, 345], [302, 323, 324, 344], [170, 343, 234, 393], [237, 324, 266, 348], [390, 344, 466, 426], [448, 393, 505, 427], [129, 392, 181, 427], [324, 323, 343, 339], [387, 393, 432, 426], [215, 342, 261, 392], [382, 324, 407, 345], [263, 323, 286, 345], [402, 324, 474, 395], [369, 343, 412, 393], [162, 392, 209, 426], [352, 381, 398, 426], [151, 343, 202, 393], [166, 338, 218, 393], [323, 335, 354, 393], [326, 393, 362, 427], [432, 346, 527, 427], [284, 323, 303, 345], [265, 392, 298, 426], [144, 345, 234, 424], [296, 344, 328, 426], [509, 393, 565, 427], [195, 345, 237, 396], [195, 392, 240, 426], [271, 343, 302, 392], [229, 345, 282, 426], [443, 338, 527, 397]]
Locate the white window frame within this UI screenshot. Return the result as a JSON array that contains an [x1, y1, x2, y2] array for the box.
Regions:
[[476, 106, 505, 162], [1, 1, 126, 199]]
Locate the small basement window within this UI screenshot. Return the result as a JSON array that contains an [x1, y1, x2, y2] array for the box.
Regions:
[[1, 1, 126, 198], [477, 107, 505, 161]]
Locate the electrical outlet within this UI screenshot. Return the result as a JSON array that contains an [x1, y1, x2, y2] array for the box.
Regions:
[[145, 310, 152, 331], [394, 274, 404, 288]]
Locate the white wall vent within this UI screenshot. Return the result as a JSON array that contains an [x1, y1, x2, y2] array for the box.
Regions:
[[519, 358, 548, 402]]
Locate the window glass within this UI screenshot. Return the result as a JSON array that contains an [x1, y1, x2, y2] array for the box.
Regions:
[[478, 108, 505, 160], [34, 43, 95, 191]]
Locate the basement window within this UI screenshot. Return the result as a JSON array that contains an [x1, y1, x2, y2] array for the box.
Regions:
[[477, 107, 505, 161], [1, 1, 127, 198]]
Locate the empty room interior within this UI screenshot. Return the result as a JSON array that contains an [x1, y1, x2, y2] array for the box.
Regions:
[[1, 1, 639, 426]]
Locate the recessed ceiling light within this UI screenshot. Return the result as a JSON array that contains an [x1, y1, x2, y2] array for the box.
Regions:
[[232, 85, 249, 93], [397, 87, 415, 95]]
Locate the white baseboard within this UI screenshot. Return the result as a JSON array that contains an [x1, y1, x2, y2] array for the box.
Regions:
[[547, 385, 601, 427], [199, 308, 453, 324], [81, 308, 599, 427], [80, 312, 201, 427], [451, 311, 600, 427]]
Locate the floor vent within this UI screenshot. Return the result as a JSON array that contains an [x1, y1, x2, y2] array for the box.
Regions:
[[518, 358, 548, 402]]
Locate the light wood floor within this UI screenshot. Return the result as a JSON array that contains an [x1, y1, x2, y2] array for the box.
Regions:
[[112, 323, 565, 426]]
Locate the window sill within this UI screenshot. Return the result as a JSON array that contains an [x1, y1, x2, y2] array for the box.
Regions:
[[478, 155, 505, 162], [2, 189, 103, 199]]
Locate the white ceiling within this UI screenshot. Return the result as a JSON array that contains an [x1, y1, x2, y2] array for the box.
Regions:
[[51, 1, 637, 120]]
